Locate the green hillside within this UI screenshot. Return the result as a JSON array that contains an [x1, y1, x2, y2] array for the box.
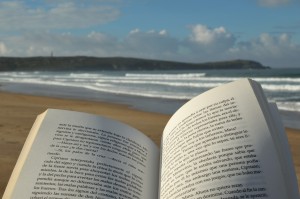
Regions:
[[0, 56, 270, 71]]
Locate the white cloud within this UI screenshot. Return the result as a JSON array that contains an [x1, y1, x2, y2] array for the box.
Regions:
[[0, 1, 299, 68], [0, 42, 8, 55], [0, 1, 120, 31], [159, 30, 168, 36], [186, 27, 300, 67], [0, 24, 299, 68], [186, 24, 236, 55], [227, 33, 300, 67], [129, 29, 140, 34], [123, 29, 179, 59], [189, 24, 228, 44], [258, 0, 291, 7]]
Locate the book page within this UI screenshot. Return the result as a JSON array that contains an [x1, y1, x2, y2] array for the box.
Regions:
[[3, 112, 46, 199], [266, 102, 299, 198], [159, 79, 292, 199], [6, 109, 159, 199]]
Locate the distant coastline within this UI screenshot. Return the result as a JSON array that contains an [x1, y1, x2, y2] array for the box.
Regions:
[[0, 56, 270, 71]]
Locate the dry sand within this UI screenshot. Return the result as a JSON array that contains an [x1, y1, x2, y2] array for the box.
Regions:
[[0, 91, 299, 197]]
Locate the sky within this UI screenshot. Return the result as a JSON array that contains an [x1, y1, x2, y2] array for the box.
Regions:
[[0, 0, 300, 68]]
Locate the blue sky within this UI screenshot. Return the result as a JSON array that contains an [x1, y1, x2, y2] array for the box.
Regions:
[[0, 0, 299, 68]]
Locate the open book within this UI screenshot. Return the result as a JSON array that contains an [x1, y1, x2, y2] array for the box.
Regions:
[[3, 79, 299, 199]]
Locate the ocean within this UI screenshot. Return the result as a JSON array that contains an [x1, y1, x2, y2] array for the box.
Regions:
[[0, 68, 299, 129]]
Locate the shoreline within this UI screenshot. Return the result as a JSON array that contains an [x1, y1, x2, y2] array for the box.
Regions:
[[1, 82, 299, 129], [0, 91, 299, 197], [0, 82, 187, 115]]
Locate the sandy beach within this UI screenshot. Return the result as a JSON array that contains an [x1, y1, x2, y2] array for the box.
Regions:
[[0, 91, 299, 197]]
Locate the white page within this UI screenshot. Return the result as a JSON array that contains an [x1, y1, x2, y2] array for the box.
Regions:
[[160, 79, 290, 199], [8, 109, 159, 199], [267, 102, 299, 198]]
